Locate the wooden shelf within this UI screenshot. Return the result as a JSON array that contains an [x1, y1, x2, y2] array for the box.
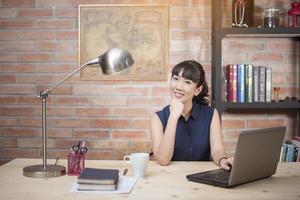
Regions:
[[211, 0, 300, 114], [217, 27, 300, 38], [221, 102, 300, 110]]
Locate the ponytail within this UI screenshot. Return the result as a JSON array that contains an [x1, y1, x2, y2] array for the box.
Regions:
[[193, 79, 209, 105]]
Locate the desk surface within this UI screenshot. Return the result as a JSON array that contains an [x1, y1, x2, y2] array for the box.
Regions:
[[0, 159, 299, 200]]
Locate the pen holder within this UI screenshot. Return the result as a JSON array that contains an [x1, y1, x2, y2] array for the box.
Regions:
[[67, 152, 85, 176]]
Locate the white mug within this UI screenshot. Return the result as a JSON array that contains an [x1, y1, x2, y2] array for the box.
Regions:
[[123, 153, 149, 178]]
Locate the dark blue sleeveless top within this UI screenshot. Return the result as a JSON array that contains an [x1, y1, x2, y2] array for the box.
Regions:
[[156, 102, 214, 161]]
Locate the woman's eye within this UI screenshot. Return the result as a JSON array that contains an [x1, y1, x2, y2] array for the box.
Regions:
[[185, 80, 192, 85], [172, 76, 179, 81]]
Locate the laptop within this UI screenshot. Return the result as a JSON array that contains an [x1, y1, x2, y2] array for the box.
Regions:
[[186, 126, 286, 188]]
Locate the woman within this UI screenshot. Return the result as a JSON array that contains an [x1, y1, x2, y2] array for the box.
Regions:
[[150, 60, 233, 170]]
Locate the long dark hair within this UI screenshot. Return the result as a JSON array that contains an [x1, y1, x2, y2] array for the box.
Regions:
[[171, 60, 209, 105]]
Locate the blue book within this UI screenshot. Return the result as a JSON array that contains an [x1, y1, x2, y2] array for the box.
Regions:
[[237, 64, 245, 102], [286, 144, 296, 162]]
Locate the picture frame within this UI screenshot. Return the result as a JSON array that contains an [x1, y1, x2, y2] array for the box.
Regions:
[[79, 4, 169, 81]]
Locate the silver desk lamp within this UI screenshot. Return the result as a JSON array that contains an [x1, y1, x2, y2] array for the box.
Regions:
[[23, 48, 134, 178]]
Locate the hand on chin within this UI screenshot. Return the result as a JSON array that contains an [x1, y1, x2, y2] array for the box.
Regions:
[[169, 98, 184, 118]]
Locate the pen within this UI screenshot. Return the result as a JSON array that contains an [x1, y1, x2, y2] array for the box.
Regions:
[[54, 157, 59, 165], [123, 168, 128, 176]]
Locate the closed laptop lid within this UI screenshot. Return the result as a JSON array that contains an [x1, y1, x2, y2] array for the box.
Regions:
[[228, 126, 286, 186]]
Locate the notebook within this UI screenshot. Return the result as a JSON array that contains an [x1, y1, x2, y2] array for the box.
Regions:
[[186, 126, 286, 188]]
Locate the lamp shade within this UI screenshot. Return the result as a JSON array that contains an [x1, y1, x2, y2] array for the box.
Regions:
[[98, 47, 134, 75]]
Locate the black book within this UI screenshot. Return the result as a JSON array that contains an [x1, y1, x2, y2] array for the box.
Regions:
[[77, 168, 119, 185]]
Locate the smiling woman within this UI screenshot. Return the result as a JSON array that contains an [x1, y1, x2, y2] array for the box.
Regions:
[[170, 61, 209, 108], [150, 60, 234, 170]]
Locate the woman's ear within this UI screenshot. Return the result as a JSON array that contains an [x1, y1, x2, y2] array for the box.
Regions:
[[195, 85, 202, 96]]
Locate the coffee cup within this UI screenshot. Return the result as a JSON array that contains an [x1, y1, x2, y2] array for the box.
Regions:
[[123, 153, 149, 178]]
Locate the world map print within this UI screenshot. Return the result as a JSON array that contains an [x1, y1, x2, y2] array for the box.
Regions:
[[79, 5, 168, 80]]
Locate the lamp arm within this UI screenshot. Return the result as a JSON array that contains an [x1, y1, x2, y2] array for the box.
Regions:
[[38, 62, 90, 98]]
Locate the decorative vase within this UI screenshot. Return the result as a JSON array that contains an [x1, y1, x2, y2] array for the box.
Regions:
[[288, 2, 300, 28], [232, 0, 254, 27]]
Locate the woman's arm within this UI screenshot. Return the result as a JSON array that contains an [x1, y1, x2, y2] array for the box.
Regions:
[[210, 109, 234, 170], [150, 114, 178, 165], [150, 100, 183, 166]]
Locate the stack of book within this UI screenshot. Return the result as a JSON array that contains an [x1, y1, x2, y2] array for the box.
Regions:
[[77, 168, 119, 191], [280, 136, 300, 162], [226, 64, 272, 103]]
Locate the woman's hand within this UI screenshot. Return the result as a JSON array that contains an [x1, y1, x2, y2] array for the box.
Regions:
[[219, 157, 234, 171], [169, 99, 184, 119]]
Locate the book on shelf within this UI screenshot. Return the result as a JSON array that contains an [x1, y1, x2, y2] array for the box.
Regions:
[[291, 138, 300, 162], [237, 64, 245, 102], [286, 144, 296, 162], [226, 64, 237, 102], [265, 67, 272, 102], [280, 143, 287, 162], [258, 66, 266, 102], [225, 63, 273, 103], [252, 66, 259, 102], [245, 64, 253, 102], [77, 168, 119, 191], [295, 147, 299, 162], [280, 140, 300, 162]]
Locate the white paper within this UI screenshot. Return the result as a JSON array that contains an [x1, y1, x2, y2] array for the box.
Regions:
[[70, 176, 137, 194]]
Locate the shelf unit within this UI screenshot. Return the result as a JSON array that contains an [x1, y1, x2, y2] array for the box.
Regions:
[[211, 0, 300, 114]]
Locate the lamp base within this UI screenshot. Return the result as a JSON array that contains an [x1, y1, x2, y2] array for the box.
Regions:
[[23, 164, 66, 178]]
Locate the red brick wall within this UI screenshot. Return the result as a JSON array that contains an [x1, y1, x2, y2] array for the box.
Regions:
[[0, 0, 299, 161]]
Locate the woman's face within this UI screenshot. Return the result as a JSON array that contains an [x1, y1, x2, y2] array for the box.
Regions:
[[170, 70, 201, 104]]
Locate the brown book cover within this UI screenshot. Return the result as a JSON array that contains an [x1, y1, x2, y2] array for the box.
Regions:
[[77, 168, 119, 185]]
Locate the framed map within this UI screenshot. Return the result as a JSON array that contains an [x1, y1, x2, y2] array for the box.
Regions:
[[79, 5, 169, 81]]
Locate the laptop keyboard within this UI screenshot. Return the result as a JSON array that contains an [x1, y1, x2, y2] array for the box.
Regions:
[[201, 169, 230, 182]]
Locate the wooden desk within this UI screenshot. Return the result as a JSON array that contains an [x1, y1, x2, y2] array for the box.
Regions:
[[0, 159, 299, 200]]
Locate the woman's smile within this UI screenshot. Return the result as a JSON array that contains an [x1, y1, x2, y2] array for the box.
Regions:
[[173, 90, 184, 99]]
